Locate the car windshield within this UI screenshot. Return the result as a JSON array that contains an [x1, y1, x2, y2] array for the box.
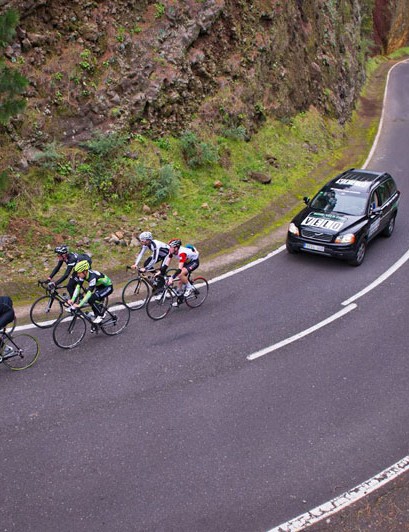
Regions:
[[310, 187, 367, 216]]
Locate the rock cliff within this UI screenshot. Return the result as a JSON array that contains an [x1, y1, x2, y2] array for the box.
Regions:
[[1, 0, 407, 156]]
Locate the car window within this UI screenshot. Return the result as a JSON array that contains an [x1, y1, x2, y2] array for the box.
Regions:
[[377, 184, 388, 205], [370, 190, 380, 209], [383, 178, 396, 198], [310, 187, 367, 215]]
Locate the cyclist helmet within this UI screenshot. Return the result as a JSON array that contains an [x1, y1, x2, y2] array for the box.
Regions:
[[168, 238, 181, 248], [55, 245, 68, 254], [139, 231, 153, 241], [74, 260, 90, 273]]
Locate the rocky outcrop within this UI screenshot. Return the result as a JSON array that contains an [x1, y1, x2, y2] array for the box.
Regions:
[[373, 0, 409, 53], [0, 0, 408, 153]]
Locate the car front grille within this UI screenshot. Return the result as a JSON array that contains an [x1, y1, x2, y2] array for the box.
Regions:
[[301, 229, 333, 242]]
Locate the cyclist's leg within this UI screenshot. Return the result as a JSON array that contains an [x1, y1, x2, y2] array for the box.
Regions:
[[67, 275, 77, 298], [90, 286, 113, 316], [0, 308, 15, 331], [184, 260, 199, 293]]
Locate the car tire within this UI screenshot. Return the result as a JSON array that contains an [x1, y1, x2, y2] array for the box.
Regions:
[[286, 242, 299, 254], [349, 238, 366, 267], [382, 214, 396, 238]]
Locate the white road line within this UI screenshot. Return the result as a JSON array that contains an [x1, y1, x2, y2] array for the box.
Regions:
[[269, 455, 409, 532], [363, 58, 409, 169], [208, 245, 286, 285], [342, 247, 409, 306], [246, 303, 357, 361]]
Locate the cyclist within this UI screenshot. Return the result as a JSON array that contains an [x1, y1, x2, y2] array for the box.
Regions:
[[160, 239, 199, 302], [68, 260, 113, 324], [131, 231, 169, 273], [46, 245, 92, 297], [0, 296, 15, 354], [0, 295, 15, 331]]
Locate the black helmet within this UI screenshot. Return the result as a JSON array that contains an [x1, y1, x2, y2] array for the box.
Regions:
[[55, 245, 68, 254]]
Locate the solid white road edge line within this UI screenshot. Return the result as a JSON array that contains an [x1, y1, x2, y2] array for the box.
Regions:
[[269, 455, 409, 532], [342, 247, 409, 306], [363, 58, 409, 169], [208, 245, 286, 285], [246, 303, 357, 361]]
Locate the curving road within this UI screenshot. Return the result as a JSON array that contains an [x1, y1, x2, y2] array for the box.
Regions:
[[1, 60, 409, 532]]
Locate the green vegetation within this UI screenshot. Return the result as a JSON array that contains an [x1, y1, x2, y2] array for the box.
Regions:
[[0, 105, 354, 275], [0, 9, 28, 124], [154, 3, 166, 18]]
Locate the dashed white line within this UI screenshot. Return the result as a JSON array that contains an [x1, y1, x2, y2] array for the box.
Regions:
[[342, 247, 409, 306]]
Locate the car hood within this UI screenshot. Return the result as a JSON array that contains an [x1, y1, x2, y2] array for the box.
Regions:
[[293, 208, 365, 233]]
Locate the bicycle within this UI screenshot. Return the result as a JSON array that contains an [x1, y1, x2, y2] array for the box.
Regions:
[[0, 326, 40, 370], [146, 274, 209, 320], [30, 280, 109, 329], [122, 266, 177, 311], [30, 280, 71, 328], [52, 299, 131, 349]]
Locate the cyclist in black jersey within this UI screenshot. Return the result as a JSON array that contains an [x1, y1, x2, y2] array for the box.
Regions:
[[0, 296, 15, 355], [131, 231, 169, 273], [46, 245, 92, 297], [68, 260, 113, 324], [0, 296, 15, 331]]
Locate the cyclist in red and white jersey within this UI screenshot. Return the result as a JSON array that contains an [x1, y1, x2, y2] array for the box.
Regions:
[[160, 239, 199, 300]]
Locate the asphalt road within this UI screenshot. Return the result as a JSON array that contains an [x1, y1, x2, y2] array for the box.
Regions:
[[1, 60, 409, 532]]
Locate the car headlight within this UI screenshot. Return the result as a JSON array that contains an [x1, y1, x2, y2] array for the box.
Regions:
[[288, 222, 300, 236], [335, 233, 356, 244]]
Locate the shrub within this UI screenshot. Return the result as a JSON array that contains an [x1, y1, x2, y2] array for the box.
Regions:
[[221, 125, 247, 141], [133, 162, 180, 204], [180, 131, 219, 168], [146, 164, 180, 204], [34, 141, 63, 168], [81, 131, 128, 158]]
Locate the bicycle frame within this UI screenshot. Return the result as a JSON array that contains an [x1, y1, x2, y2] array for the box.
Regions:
[[38, 280, 71, 306], [125, 266, 162, 287]]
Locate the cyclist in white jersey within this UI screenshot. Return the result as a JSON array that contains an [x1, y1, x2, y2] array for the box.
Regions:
[[132, 231, 169, 272]]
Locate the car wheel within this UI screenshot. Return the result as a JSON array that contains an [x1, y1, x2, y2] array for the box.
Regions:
[[382, 214, 396, 238], [349, 239, 366, 267], [286, 242, 299, 254]]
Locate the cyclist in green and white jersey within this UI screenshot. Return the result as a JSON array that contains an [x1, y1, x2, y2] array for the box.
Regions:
[[68, 260, 113, 324]]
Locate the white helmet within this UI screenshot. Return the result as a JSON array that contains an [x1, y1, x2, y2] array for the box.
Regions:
[[139, 231, 153, 241]]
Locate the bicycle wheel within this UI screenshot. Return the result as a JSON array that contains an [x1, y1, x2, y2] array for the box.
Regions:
[[122, 277, 150, 310], [146, 288, 174, 320], [185, 277, 209, 308], [53, 314, 87, 349], [30, 295, 63, 328], [3, 333, 40, 370], [100, 303, 130, 336]]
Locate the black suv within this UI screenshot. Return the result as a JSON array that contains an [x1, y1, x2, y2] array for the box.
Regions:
[[286, 168, 400, 266]]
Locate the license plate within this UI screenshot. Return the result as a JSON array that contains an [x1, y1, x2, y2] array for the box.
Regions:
[[303, 243, 325, 252]]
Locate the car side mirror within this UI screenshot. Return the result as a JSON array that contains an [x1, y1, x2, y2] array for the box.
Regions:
[[303, 196, 310, 205], [370, 205, 382, 215]]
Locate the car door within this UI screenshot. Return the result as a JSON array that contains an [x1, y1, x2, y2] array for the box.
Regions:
[[376, 179, 396, 232], [367, 188, 383, 240]]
